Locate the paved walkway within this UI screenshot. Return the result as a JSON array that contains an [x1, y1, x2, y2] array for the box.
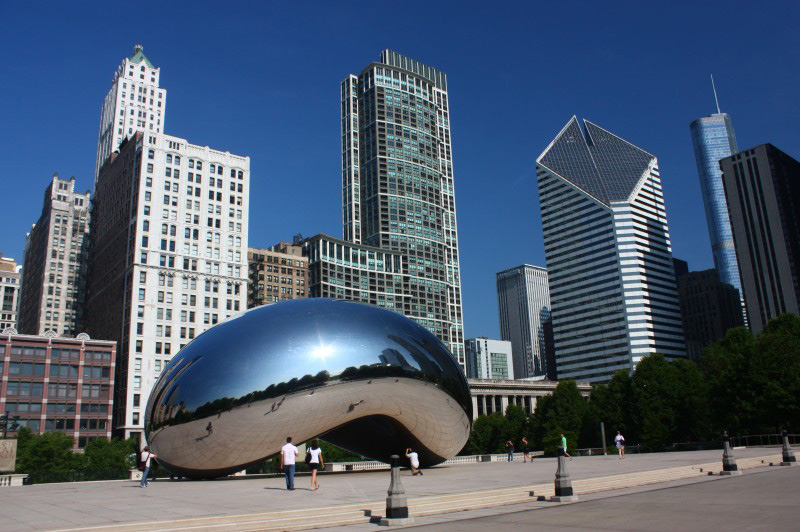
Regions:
[[0, 448, 785, 531]]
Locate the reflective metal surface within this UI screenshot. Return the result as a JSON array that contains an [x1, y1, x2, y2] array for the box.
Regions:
[[145, 299, 472, 478]]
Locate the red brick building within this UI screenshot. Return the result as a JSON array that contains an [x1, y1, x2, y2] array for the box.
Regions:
[[0, 329, 116, 448]]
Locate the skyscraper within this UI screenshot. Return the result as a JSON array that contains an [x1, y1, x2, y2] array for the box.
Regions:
[[720, 144, 800, 332], [341, 51, 464, 367], [690, 93, 742, 298], [95, 45, 167, 182], [536, 117, 686, 383], [496, 264, 552, 380], [465, 337, 514, 380], [0, 255, 22, 331], [18, 174, 90, 336]]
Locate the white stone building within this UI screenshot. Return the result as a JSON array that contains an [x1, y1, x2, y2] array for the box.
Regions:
[[0, 255, 22, 331], [94, 45, 167, 183], [464, 337, 514, 380]]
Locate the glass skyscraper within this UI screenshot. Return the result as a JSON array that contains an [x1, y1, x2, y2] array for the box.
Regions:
[[536, 117, 687, 383], [341, 51, 465, 368], [690, 113, 742, 296]]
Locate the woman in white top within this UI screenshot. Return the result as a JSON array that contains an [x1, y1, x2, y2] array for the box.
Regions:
[[307, 439, 324, 491], [615, 431, 625, 459]]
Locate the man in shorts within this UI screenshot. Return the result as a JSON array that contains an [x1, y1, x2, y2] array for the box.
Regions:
[[406, 447, 423, 475]]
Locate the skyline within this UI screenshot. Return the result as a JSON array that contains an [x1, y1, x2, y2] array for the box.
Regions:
[[1, 1, 799, 342]]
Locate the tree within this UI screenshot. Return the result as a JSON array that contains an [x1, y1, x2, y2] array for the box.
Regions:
[[529, 380, 586, 454], [14, 428, 84, 473], [83, 438, 137, 472], [702, 326, 756, 435], [504, 404, 528, 446], [631, 354, 680, 449], [465, 413, 509, 454]]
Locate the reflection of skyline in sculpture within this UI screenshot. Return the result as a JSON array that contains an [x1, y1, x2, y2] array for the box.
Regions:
[[145, 299, 471, 478]]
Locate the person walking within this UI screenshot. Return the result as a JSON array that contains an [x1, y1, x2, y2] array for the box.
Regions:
[[506, 440, 515, 462], [522, 437, 531, 463], [406, 448, 423, 475], [615, 431, 626, 459], [560, 433, 571, 459], [139, 446, 157, 487], [206, 422, 213, 436], [307, 439, 324, 490], [280, 436, 299, 490]]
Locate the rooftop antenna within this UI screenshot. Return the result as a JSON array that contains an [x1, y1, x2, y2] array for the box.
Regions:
[[711, 74, 721, 114]]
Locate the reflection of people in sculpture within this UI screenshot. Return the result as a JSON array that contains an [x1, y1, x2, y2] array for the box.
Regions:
[[406, 448, 423, 475], [307, 439, 324, 491], [206, 422, 213, 436]]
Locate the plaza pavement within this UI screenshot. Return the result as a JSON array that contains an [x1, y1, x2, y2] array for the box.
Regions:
[[0, 447, 788, 531]]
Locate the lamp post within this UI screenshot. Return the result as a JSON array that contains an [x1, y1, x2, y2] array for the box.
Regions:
[[0, 411, 21, 438]]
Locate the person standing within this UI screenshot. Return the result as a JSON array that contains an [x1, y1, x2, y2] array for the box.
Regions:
[[615, 431, 626, 459], [280, 436, 299, 490], [506, 440, 515, 462], [307, 439, 324, 490], [560, 433, 571, 459], [139, 446, 157, 487], [406, 448, 423, 475], [522, 437, 531, 463]]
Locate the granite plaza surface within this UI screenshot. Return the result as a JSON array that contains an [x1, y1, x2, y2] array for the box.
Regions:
[[0, 448, 791, 531]]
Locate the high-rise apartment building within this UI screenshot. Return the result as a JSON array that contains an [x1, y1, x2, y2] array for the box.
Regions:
[[690, 110, 743, 298], [247, 242, 308, 307], [18, 174, 90, 336], [95, 45, 166, 182], [536, 117, 686, 383], [720, 144, 800, 332], [0, 255, 22, 331], [303, 234, 409, 311], [464, 337, 514, 380], [341, 50, 465, 367], [496, 264, 552, 380], [84, 131, 249, 440]]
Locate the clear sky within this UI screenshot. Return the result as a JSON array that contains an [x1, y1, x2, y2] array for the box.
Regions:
[[1, 1, 798, 340]]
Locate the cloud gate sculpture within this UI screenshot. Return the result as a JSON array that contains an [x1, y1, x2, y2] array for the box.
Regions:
[[145, 299, 472, 478]]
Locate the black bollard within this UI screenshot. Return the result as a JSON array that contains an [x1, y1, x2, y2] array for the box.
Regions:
[[720, 431, 741, 476], [380, 455, 413, 526], [780, 430, 797, 466], [550, 447, 578, 502]]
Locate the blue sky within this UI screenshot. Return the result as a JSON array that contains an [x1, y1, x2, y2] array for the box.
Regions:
[[1, 1, 798, 339]]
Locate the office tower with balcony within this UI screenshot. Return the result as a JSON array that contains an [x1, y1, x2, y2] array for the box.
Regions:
[[496, 264, 552, 380], [690, 105, 742, 300], [95, 45, 166, 182], [719, 144, 800, 332], [536, 117, 686, 383], [341, 50, 465, 367], [18, 174, 90, 336]]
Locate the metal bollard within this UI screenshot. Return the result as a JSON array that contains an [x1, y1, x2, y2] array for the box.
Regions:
[[550, 447, 578, 502], [380, 455, 413, 526], [780, 430, 796, 466], [720, 431, 741, 475]]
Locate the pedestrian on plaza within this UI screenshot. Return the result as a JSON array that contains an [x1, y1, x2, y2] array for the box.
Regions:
[[206, 422, 213, 436], [522, 437, 531, 463], [280, 436, 299, 490], [506, 440, 515, 462], [560, 433, 571, 459], [406, 447, 423, 475], [615, 431, 625, 459], [139, 446, 157, 488], [307, 439, 324, 490]]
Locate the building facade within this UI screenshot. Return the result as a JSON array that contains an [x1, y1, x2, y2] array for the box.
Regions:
[[720, 144, 800, 332], [0, 256, 22, 331], [674, 266, 745, 361], [303, 234, 409, 311], [341, 50, 465, 367], [0, 330, 116, 448], [18, 174, 91, 337], [536, 117, 686, 383], [95, 45, 166, 182], [468, 378, 590, 419], [690, 113, 742, 299], [84, 131, 249, 440], [465, 337, 513, 380], [247, 242, 308, 307], [496, 264, 552, 380]]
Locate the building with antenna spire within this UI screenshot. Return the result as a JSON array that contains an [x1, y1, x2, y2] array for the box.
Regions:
[[689, 78, 743, 313]]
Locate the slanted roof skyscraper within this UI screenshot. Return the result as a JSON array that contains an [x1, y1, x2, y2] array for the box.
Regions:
[[536, 117, 687, 382]]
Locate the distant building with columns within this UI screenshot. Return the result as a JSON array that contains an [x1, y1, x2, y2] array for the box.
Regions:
[[467, 378, 591, 419]]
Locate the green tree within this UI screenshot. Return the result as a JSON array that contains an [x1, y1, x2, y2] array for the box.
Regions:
[[504, 404, 528, 446], [631, 354, 680, 448], [530, 380, 586, 454], [752, 314, 800, 432], [465, 413, 509, 454], [15, 428, 84, 473], [702, 326, 756, 434], [83, 438, 137, 472]]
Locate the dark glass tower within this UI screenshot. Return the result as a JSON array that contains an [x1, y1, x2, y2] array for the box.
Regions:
[[341, 51, 464, 367]]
